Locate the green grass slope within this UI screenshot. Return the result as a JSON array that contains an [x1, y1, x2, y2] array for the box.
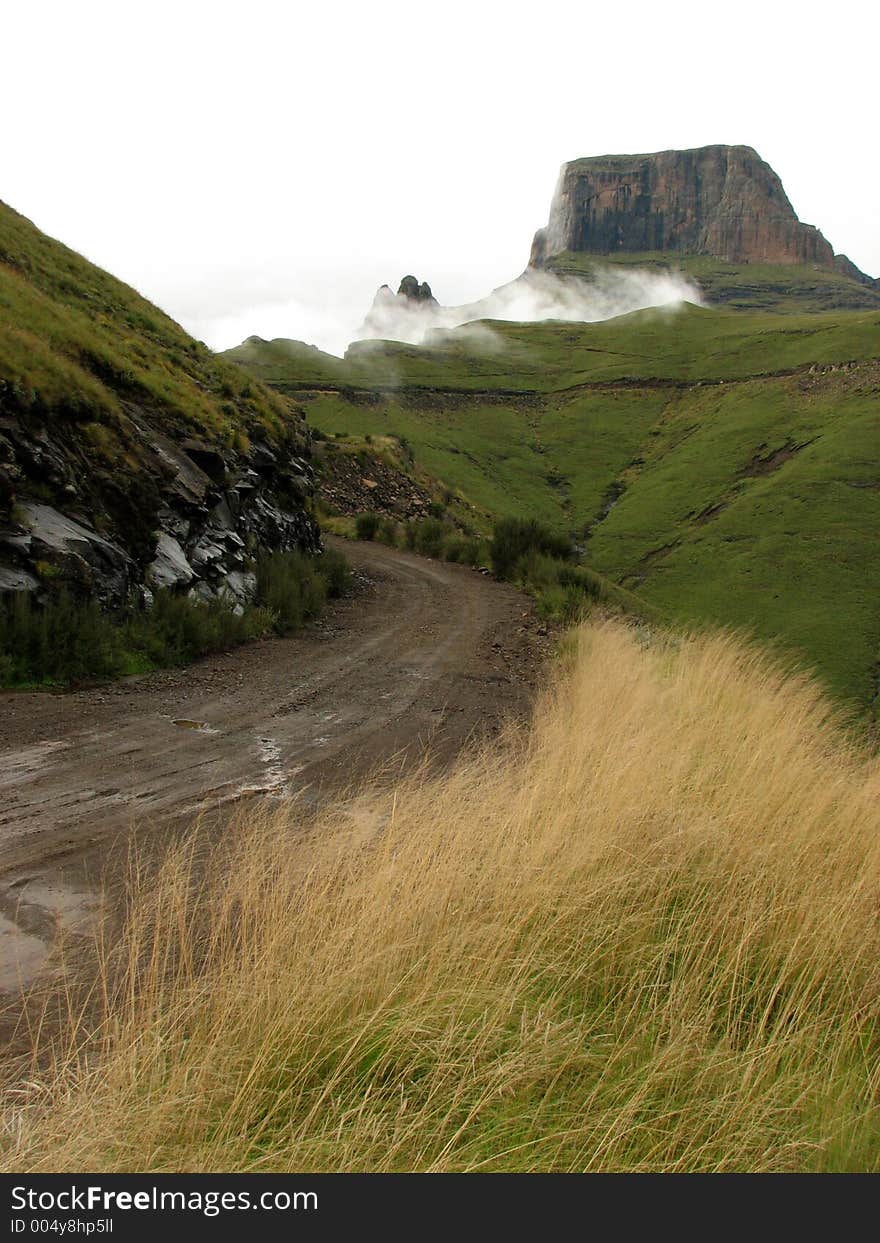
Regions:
[[0, 201, 307, 508], [224, 335, 354, 390], [227, 302, 880, 717], [586, 362, 880, 709], [231, 304, 880, 392]]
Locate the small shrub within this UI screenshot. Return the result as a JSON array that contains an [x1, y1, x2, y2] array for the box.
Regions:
[[254, 551, 327, 636], [536, 583, 591, 625], [0, 591, 127, 685], [317, 547, 352, 597], [405, 517, 447, 559], [557, 563, 603, 602], [0, 548, 353, 688], [489, 518, 572, 580], [355, 513, 380, 541], [443, 537, 483, 566], [508, 547, 605, 624], [242, 605, 276, 637], [512, 549, 566, 590], [376, 518, 401, 548], [128, 590, 258, 666]]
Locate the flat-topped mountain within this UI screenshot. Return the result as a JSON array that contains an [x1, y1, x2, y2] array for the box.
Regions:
[[530, 145, 875, 287]]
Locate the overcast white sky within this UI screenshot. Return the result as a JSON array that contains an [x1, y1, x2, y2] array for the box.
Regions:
[[4, 0, 878, 355]]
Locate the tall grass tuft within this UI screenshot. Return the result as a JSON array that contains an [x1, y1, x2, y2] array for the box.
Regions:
[[4, 621, 879, 1171], [254, 551, 328, 635]]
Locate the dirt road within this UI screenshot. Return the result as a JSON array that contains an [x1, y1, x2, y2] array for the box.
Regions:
[[0, 539, 549, 992]]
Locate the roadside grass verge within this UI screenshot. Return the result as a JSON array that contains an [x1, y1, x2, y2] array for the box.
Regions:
[[342, 511, 487, 569], [0, 547, 351, 688], [4, 620, 879, 1171]]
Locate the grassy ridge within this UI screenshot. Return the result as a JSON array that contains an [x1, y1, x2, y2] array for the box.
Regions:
[[229, 304, 880, 392], [7, 622, 879, 1171], [0, 200, 295, 443], [0, 200, 311, 552], [545, 251, 880, 313], [229, 306, 880, 713]]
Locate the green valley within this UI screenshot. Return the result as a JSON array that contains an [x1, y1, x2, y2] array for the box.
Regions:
[[227, 299, 880, 716]]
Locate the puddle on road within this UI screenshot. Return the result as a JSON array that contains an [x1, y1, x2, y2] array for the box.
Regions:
[[0, 873, 101, 993], [258, 735, 283, 780], [245, 737, 295, 797], [234, 735, 310, 800], [172, 719, 219, 734], [15, 879, 100, 929], [0, 913, 47, 992]]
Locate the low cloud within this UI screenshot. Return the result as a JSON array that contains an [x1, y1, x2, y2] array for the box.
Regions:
[[187, 264, 703, 359], [355, 266, 703, 348]]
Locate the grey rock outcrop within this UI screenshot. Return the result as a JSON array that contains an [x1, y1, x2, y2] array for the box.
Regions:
[[396, 275, 438, 304], [146, 533, 194, 591], [0, 193, 321, 615], [0, 406, 319, 610], [0, 503, 133, 608]]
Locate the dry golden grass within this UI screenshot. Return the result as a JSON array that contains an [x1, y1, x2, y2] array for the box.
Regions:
[[3, 621, 879, 1171]]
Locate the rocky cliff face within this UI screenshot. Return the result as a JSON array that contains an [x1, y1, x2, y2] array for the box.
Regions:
[[0, 412, 317, 611], [530, 145, 873, 280]]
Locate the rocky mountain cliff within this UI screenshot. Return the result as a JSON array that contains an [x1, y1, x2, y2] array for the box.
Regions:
[[530, 145, 876, 285], [0, 201, 318, 610]]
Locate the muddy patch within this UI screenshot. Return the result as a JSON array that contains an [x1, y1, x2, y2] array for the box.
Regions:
[[0, 914, 47, 992], [0, 870, 101, 993]]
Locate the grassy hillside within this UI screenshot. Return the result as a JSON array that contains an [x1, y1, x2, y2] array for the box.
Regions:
[[586, 362, 880, 713], [228, 303, 880, 392], [0, 200, 316, 568], [8, 623, 879, 1171], [0, 202, 300, 451], [227, 305, 880, 715]]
